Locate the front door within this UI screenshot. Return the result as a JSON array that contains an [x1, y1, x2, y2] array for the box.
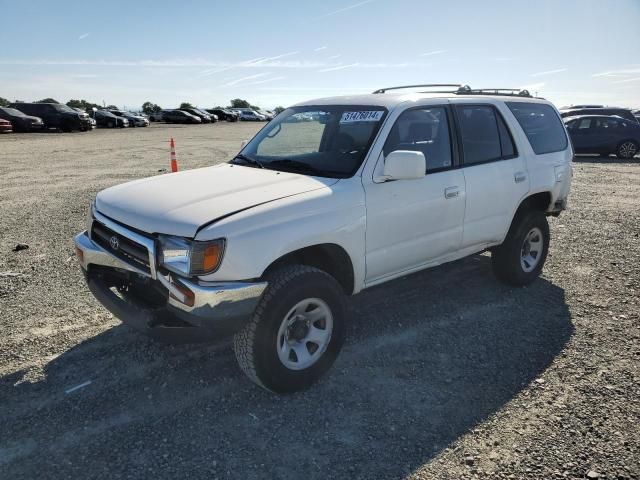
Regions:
[[364, 105, 466, 284]]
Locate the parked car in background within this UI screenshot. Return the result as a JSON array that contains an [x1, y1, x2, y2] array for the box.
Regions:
[[560, 104, 604, 110], [0, 118, 12, 133], [564, 115, 640, 159], [559, 106, 638, 123], [9, 102, 92, 132], [163, 110, 201, 124], [0, 106, 44, 132], [206, 108, 238, 122], [238, 110, 266, 121], [181, 108, 214, 123], [109, 110, 149, 127], [257, 109, 275, 120], [149, 111, 165, 122], [71, 108, 96, 128], [93, 110, 129, 128]]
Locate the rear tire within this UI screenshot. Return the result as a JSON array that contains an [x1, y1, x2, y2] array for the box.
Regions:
[[616, 140, 638, 159], [233, 265, 346, 393], [492, 210, 550, 286]]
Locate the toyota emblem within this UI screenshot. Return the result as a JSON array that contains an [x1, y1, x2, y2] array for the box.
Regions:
[[109, 236, 119, 250]]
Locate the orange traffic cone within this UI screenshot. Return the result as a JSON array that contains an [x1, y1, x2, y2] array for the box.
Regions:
[[170, 137, 179, 172]]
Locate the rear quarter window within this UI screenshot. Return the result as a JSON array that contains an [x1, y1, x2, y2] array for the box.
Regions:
[[506, 102, 568, 155]]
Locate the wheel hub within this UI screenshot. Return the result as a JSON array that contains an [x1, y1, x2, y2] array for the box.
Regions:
[[287, 316, 310, 342]]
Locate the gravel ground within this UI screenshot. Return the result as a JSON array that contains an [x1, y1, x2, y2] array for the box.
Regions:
[[0, 124, 638, 480]]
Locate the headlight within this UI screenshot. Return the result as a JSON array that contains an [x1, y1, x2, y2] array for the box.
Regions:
[[158, 235, 225, 276]]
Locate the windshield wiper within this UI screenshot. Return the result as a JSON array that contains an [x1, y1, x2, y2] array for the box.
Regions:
[[232, 153, 265, 169], [267, 159, 326, 176]]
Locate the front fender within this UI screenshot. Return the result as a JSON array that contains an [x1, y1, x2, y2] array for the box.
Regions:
[[195, 178, 367, 293]]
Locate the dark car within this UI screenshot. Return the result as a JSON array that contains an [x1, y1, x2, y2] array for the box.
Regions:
[[108, 109, 149, 127], [206, 108, 238, 122], [181, 108, 213, 123], [163, 110, 201, 124], [564, 115, 640, 159], [9, 102, 92, 132], [560, 104, 604, 110], [93, 110, 129, 128], [560, 107, 638, 123], [0, 106, 44, 132], [0, 118, 12, 133], [71, 108, 97, 128]]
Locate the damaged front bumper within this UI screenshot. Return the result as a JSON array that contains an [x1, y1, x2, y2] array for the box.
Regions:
[[73, 217, 266, 343]]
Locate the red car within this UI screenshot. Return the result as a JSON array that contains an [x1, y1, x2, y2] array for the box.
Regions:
[[0, 118, 12, 133]]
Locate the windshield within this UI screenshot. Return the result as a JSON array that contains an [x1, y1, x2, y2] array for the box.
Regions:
[[236, 106, 386, 178], [0, 107, 27, 116], [53, 104, 75, 113]]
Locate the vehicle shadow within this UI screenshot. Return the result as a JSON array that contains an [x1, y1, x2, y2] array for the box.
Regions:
[[2, 254, 572, 479], [573, 154, 639, 163]]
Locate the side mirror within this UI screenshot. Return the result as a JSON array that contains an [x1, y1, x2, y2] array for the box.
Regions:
[[382, 150, 426, 180]]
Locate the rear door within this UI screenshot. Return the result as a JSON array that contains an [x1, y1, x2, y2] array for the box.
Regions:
[[450, 101, 529, 248]]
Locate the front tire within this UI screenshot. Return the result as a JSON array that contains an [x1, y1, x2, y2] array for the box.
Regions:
[[492, 210, 550, 286], [233, 265, 346, 393]]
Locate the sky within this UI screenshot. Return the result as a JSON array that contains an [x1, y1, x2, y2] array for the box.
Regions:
[[1, 0, 639, 111]]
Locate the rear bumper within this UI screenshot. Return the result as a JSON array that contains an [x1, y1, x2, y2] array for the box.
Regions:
[[74, 228, 267, 343]]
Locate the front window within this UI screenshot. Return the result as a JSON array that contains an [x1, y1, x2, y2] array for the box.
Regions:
[[1, 107, 27, 117], [237, 106, 387, 178], [383, 107, 453, 172]]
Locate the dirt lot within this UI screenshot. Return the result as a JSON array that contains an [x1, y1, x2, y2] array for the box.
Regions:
[[1, 124, 638, 480]]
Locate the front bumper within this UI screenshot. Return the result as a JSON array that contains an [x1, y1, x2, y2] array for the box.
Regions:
[[73, 216, 267, 342]]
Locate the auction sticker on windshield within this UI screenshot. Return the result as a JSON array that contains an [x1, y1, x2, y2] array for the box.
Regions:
[[340, 111, 384, 123]]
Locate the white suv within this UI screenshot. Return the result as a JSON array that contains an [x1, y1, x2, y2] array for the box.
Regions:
[[74, 85, 572, 393]]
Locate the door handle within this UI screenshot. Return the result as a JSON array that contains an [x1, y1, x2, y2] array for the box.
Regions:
[[444, 186, 459, 199], [514, 172, 527, 184]]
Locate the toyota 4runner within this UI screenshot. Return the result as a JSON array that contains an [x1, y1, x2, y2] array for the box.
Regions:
[[74, 84, 572, 393]]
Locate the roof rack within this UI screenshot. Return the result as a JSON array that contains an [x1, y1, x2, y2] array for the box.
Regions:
[[454, 86, 532, 98], [372, 84, 535, 98], [372, 84, 465, 94]]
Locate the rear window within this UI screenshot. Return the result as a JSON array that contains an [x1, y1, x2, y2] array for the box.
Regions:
[[506, 102, 568, 155]]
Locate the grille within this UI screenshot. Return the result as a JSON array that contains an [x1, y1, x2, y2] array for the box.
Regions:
[[92, 221, 151, 274]]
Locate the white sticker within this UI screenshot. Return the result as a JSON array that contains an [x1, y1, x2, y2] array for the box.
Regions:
[[340, 111, 384, 123]]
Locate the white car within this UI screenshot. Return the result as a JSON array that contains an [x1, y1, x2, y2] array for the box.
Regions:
[[231, 108, 267, 121], [74, 84, 572, 393]]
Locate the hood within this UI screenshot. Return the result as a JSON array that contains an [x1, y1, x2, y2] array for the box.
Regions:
[[95, 163, 338, 237]]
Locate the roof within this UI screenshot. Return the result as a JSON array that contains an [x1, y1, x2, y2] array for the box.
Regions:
[[561, 106, 631, 113], [562, 114, 624, 121], [293, 92, 550, 110]]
